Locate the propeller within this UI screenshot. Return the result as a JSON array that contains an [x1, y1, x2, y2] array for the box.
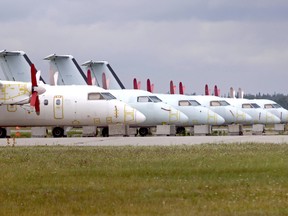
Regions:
[[30, 64, 41, 115], [205, 84, 210, 95], [170, 80, 175, 94], [87, 69, 92, 85], [179, 82, 184, 95]]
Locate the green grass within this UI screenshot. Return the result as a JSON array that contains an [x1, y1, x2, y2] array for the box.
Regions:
[[0, 144, 288, 215]]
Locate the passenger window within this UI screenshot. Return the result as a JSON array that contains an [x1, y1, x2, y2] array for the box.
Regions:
[[44, 99, 48, 106], [56, 99, 61, 105]]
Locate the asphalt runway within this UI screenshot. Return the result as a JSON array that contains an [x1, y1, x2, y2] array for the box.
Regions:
[[1, 135, 288, 146]]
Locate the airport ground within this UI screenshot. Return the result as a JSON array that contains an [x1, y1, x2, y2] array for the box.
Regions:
[[2, 135, 288, 146]]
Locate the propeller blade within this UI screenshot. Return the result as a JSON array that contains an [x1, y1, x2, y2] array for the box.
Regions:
[[87, 69, 92, 85], [30, 92, 37, 107], [179, 82, 184, 95], [35, 95, 40, 115], [31, 64, 37, 87], [170, 80, 175, 94], [147, 79, 152, 92], [133, 78, 138, 89], [102, 73, 108, 89]]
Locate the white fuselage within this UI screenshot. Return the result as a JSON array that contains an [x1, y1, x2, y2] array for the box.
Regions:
[[109, 89, 189, 126], [155, 94, 225, 126], [249, 99, 288, 123], [225, 98, 280, 124], [0, 84, 146, 127]]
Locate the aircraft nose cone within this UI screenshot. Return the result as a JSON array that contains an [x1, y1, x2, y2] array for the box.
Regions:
[[135, 110, 146, 124], [227, 107, 252, 124], [214, 114, 225, 125], [178, 111, 189, 124], [265, 112, 281, 124]]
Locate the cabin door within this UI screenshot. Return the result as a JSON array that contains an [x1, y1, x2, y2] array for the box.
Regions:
[[53, 95, 64, 119]]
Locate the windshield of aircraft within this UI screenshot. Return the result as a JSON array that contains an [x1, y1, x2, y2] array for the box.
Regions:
[[137, 96, 162, 103], [251, 103, 260, 108], [189, 100, 201, 106], [88, 92, 116, 100], [149, 96, 162, 102], [273, 103, 282, 108], [101, 92, 116, 100]]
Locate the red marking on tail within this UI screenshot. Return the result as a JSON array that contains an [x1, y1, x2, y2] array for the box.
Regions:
[[133, 78, 138, 89], [214, 85, 220, 96], [147, 79, 152, 92]]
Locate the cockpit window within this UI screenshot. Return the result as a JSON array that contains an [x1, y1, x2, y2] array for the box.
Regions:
[[137, 96, 151, 102], [264, 104, 273, 109], [210, 101, 221, 106], [219, 100, 230, 106], [189, 100, 201, 106], [273, 103, 281, 108], [137, 96, 162, 103], [242, 103, 253, 108], [101, 92, 116, 100], [88, 92, 116, 100], [149, 96, 162, 102], [251, 103, 260, 108], [179, 100, 190, 106]]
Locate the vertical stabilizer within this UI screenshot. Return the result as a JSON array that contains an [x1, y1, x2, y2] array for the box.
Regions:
[[82, 61, 125, 89], [0, 50, 45, 83], [44, 54, 87, 85]]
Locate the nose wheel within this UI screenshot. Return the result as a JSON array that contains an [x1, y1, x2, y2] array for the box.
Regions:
[[0, 128, 7, 138], [52, 127, 64, 138], [139, 127, 149, 137]]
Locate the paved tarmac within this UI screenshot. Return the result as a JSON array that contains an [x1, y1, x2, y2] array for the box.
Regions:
[[1, 135, 288, 146]]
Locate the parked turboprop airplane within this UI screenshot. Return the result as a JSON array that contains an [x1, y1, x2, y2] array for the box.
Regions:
[[224, 98, 281, 124], [249, 99, 288, 123], [44, 55, 192, 136], [0, 64, 146, 138], [45, 55, 237, 134]]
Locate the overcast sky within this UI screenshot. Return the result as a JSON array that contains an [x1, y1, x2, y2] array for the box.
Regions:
[[1, 0, 288, 95]]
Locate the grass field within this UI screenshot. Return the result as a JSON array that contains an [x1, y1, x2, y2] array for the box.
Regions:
[[0, 144, 288, 215]]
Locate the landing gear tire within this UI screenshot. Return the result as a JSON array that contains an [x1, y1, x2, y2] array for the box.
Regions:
[[0, 128, 7, 138], [102, 127, 109, 137], [52, 127, 64, 138], [139, 127, 149, 137], [176, 127, 186, 135]]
